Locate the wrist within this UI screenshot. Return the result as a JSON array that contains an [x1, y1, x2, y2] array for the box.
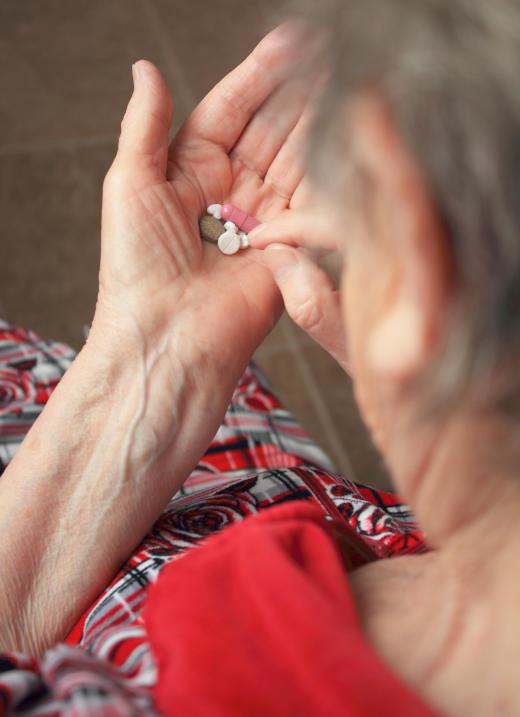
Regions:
[[79, 314, 241, 477], [86, 295, 249, 394]]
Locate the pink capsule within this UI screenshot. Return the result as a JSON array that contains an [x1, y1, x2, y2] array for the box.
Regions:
[[221, 204, 261, 234]]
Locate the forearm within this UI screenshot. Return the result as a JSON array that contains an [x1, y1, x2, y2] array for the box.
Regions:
[[0, 331, 238, 655]]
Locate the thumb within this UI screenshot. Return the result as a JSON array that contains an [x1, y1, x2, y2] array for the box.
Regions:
[[264, 244, 350, 372], [114, 60, 173, 179]]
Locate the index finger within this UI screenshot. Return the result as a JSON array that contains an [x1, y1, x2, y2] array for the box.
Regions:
[[176, 24, 302, 153], [248, 206, 340, 253]]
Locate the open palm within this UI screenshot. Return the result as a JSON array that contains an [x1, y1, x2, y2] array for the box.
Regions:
[[96, 27, 312, 367]]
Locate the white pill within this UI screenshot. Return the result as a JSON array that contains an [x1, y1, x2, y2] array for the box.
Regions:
[[238, 232, 249, 248], [224, 220, 237, 232], [218, 230, 241, 255], [207, 203, 222, 220]]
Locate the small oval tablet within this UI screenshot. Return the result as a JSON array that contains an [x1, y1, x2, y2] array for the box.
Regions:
[[207, 203, 222, 220], [199, 215, 226, 244], [218, 231, 241, 255]]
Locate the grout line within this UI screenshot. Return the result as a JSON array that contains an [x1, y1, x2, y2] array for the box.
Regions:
[[280, 320, 357, 479], [0, 134, 118, 157], [140, 0, 198, 112]]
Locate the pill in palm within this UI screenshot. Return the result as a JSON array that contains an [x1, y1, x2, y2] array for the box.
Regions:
[[202, 204, 259, 255], [199, 215, 226, 243], [221, 204, 261, 233], [218, 230, 241, 255], [207, 204, 222, 220]]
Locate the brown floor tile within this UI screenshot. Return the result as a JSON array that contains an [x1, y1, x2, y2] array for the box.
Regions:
[[0, 0, 188, 147], [297, 337, 393, 492], [0, 143, 113, 347], [254, 311, 294, 359], [151, 0, 280, 103]]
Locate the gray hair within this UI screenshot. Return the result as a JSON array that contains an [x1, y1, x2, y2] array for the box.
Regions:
[[294, 0, 520, 415]]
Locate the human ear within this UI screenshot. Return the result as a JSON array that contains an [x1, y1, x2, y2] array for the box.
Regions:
[[349, 93, 453, 381]]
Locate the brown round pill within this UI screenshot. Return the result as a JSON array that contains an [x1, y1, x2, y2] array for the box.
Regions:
[[199, 215, 226, 244]]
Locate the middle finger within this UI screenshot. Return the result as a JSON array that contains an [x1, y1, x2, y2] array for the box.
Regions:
[[230, 72, 317, 181]]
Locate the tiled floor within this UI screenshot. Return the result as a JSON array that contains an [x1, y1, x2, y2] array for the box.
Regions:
[[0, 0, 391, 491]]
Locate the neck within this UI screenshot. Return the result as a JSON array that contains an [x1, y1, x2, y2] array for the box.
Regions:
[[388, 406, 520, 548], [381, 407, 520, 715]]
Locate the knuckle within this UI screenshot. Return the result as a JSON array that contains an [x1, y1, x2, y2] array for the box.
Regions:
[[103, 162, 127, 194], [291, 295, 325, 335]]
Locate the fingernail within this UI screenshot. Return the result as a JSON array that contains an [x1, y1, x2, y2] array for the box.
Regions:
[[132, 61, 148, 88], [132, 62, 141, 88], [247, 224, 265, 244], [266, 243, 292, 253]]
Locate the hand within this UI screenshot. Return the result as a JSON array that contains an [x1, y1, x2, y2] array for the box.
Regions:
[[0, 30, 328, 654], [91, 26, 315, 380], [248, 204, 350, 372]]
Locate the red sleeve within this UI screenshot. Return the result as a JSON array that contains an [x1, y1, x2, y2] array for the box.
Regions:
[[143, 501, 440, 717]]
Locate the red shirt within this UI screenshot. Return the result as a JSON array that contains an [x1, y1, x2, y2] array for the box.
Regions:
[[144, 502, 440, 717]]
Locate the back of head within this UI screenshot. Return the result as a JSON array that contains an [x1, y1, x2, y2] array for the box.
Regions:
[[295, 0, 520, 416]]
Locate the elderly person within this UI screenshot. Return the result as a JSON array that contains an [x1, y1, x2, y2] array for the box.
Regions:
[[0, 0, 519, 714]]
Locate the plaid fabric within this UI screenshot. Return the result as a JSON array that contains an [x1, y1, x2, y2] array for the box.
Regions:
[[0, 320, 426, 715]]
